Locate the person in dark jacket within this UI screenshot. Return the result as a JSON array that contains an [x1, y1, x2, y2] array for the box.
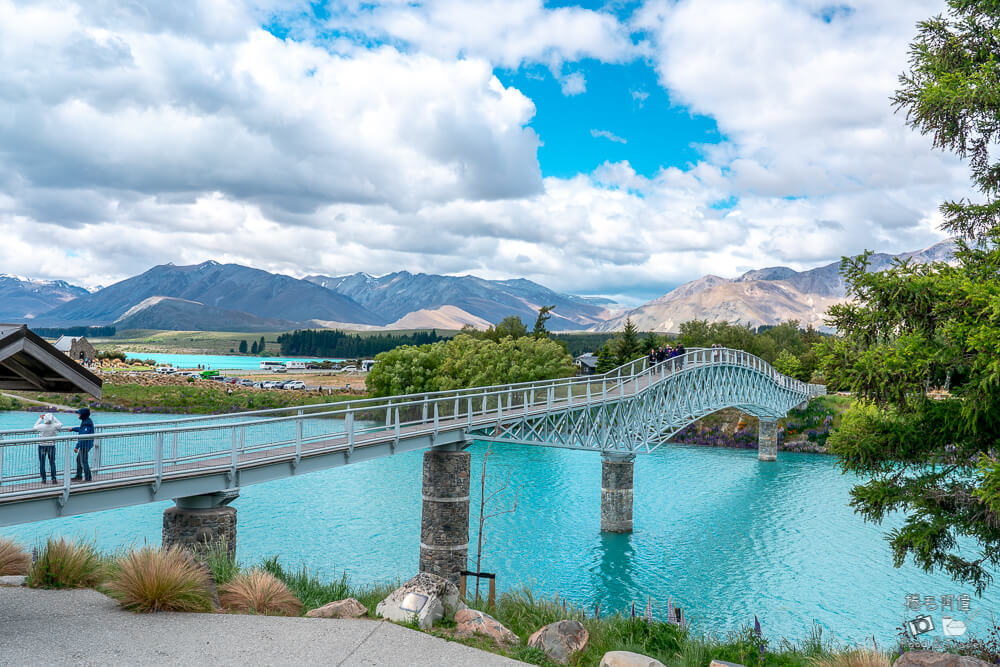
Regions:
[[70, 407, 95, 482]]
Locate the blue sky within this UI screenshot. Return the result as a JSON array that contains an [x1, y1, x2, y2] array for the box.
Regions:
[[0, 0, 963, 304]]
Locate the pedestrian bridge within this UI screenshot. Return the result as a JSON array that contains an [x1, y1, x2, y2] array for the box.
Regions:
[[0, 347, 823, 529]]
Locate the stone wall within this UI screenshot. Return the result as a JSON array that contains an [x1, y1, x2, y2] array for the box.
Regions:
[[758, 420, 778, 461], [601, 456, 634, 532], [419, 449, 470, 584], [162, 505, 236, 559]]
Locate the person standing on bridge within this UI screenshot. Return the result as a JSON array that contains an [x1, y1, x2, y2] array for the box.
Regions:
[[70, 407, 95, 482], [32, 413, 62, 484]]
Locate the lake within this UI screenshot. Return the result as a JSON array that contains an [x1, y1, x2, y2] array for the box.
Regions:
[[2, 409, 995, 645], [124, 353, 344, 370]]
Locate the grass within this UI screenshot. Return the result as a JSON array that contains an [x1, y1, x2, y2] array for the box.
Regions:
[[27, 537, 105, 589], [104, 546, 214, 613], [258, 555, 395, 614], [0, 537, 31, 575], [218, 570, 303, 616], [9, 539, 902, 666], [12, 383, 356, 415]]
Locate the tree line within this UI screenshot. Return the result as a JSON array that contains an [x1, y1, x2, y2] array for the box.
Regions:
[[276, 329, 448, 358]]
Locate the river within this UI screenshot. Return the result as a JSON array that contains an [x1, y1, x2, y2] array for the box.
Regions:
[[2, 410, 995, 645]]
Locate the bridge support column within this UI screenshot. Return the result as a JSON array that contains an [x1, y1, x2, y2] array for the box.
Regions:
[[601, 452, 635, 533], [419, 446, 470, 585], [162, 490, 239, 559], [758, 420, 778, 462]]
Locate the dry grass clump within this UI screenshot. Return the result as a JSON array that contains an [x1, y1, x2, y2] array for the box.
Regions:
[[105, 546, 214, 613], [219, 569, 303, 616], [809, 648, 890, 667], [27, 537, 104, 589], [0, 537, 31, 576]]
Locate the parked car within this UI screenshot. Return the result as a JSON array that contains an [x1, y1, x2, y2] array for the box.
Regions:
[[283, 380, 306, 390], [238, 379, 255, 387], [271, 366, 287, 373], [341, 365, 357, 373], [261, 381, 280, 389]]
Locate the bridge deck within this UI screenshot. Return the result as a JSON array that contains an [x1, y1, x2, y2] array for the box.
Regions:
[[0, 349, 823, 525]]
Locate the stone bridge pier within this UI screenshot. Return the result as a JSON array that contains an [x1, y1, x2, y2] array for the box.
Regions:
[[162, 490, 240, 559], [758, 420, 778, 462], [601, 452, 635, 532], [419, 444, 471, 585]]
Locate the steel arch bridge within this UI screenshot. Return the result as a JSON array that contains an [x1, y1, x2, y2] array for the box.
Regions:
[[0, 347, 824, 525], [476, 348, 823, 454]]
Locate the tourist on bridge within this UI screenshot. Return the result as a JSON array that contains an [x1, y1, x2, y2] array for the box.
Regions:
[[70, 407, 95, 482], [656, 347, 666, 363], [648, 349, 657, 367], [32, 413, 62, 484], [676, 342, 686, 368]]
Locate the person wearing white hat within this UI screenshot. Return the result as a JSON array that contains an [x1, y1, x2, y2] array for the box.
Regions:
[[32, 412, 63, 484]]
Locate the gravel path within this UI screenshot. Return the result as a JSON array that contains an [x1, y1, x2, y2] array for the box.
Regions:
[[0, 586, 527, 666]]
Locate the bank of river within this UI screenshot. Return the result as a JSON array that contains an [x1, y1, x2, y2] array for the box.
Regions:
[[125, 353, 345, 370], [3, 409, 996, 645]]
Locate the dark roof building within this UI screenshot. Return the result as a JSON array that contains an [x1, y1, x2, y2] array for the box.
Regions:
[[0, 325, 102, 397]]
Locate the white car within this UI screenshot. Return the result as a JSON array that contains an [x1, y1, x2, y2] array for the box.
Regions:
[[341, 365, 357, 373], [283, 380, 306, 390], [261, 381, 280, 389]]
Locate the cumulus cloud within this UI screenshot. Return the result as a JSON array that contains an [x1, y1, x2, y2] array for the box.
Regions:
[[0, 0, 972, 304], [559, 71, 587, 96], [322, 0, 638, 70]]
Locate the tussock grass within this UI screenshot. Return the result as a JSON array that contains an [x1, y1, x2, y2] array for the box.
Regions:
[[809, 649, 890, 667], [0, 537, 30, 576], [27, 537, 104, 589], [105, 546, 214, 613], [218, 570, 302, 616]]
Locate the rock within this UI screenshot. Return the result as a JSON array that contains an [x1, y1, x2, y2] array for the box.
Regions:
[[601, 651, 666, 667], [710, 661, 746, 667], [527, 619, 589, 664], [375, 572, 466, 630], [895, 652, 991, 667], [454, 608, 519, 646], [0, 575, 26, 587], [306, 598, 368, 619]]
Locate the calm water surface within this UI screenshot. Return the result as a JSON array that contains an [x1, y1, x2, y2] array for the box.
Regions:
[[3, 410, 996, 644], [124, 353, 344, 370]]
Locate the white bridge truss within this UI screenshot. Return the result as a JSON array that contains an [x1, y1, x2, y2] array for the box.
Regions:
[[0, 347, 823, 525], [473, 348, 824, 454]]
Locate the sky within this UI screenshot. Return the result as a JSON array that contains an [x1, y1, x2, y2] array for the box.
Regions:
[[0, 0, 969, 304]]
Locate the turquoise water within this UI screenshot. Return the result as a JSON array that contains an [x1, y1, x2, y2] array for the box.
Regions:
[[124, 353, 344, 370], [2, 410, 996, 645]]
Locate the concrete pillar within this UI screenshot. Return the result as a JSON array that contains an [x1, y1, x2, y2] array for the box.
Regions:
[[419, 447, 470, 585], [601, 452, 635, 532], [758, 420, 778, 462], [162, 491, 239, 559]]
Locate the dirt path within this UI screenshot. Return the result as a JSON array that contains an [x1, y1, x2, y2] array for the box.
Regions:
[[2, 392, 76, 412]]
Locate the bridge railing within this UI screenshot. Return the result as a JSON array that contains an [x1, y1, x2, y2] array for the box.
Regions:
[[0, 347, 818, 500]]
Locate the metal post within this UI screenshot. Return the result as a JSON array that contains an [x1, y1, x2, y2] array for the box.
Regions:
[[346, 412, 355, 455]]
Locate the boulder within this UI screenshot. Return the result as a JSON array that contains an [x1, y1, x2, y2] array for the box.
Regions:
[[375, 572, 466, 630], [528, 619, 589, 664], [454, 608, 519, 647], [306, 598, 368, 619], [601, 651, 666, 667], [0, 575, 26, 587], [896, 652, 991, 667]]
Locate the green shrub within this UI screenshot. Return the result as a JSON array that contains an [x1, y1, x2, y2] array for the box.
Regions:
[[27, 537, 104, 589], [105, 546, 213, 613]]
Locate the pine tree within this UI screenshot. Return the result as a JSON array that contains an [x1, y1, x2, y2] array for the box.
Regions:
[[258, 336, 266, 355], [238, 340, 248, 354], [250, 340, 258, 354], [532, 305, 555, 339], [614, 318, 641, 365]]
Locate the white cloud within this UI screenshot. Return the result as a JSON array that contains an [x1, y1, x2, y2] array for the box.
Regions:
[[324, 0, 638, 70], [591, 129, 627, 144], [0, 0, 972, 305], [560, 71, 587, 96]]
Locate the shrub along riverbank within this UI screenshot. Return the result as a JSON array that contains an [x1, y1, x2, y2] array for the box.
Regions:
[[0, 534, 921, 667]]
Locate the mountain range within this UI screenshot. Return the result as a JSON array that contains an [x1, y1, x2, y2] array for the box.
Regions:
[[2, 239, 956, 333], [596, 239, 957, 332]]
